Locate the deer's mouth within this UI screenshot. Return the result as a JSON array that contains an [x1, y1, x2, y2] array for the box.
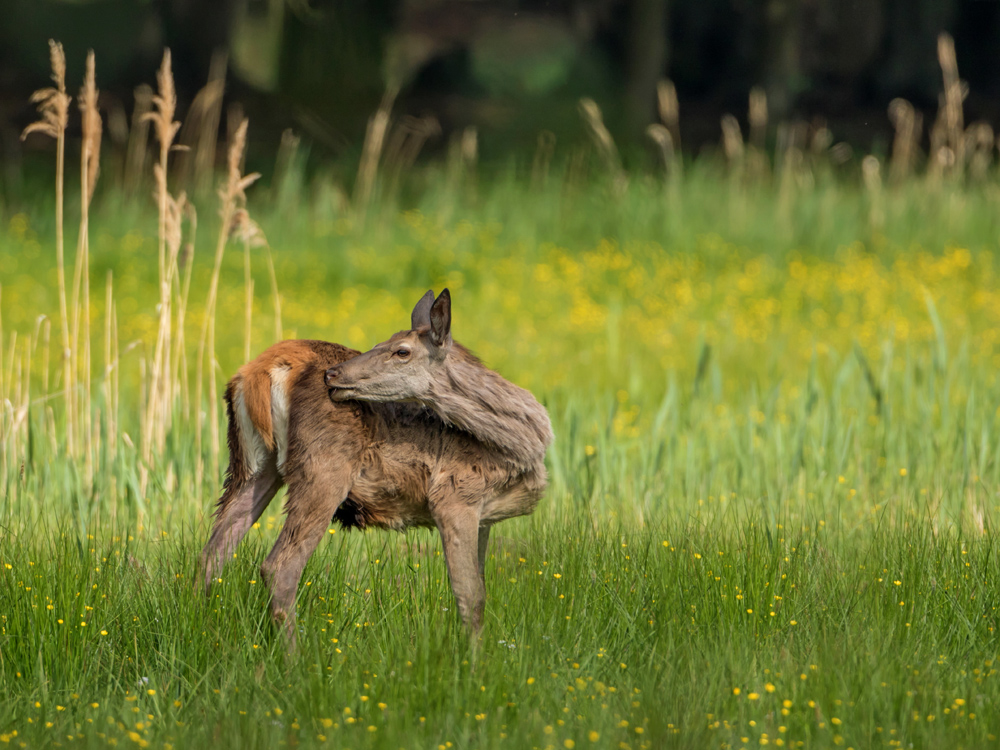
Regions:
[[327, 385, 356, 401]]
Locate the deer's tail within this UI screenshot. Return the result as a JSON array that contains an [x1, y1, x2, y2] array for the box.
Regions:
[[224, 361, 295, 490]]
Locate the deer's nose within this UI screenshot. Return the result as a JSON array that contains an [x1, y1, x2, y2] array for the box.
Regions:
[[324, 367, 342, 386]]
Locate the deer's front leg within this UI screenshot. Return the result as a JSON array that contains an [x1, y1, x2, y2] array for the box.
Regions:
[[432, 502, 486, 634], [477, 523, 492, 587], [260, 464, 355, 650]]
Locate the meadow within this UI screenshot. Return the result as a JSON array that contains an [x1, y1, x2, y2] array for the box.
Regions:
[[3, 49, 1000, 750]]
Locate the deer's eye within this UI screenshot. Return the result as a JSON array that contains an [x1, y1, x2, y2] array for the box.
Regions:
[[394, 348, 410, 358]]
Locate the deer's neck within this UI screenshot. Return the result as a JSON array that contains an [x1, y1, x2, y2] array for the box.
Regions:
[[427, 350, 553, 471]]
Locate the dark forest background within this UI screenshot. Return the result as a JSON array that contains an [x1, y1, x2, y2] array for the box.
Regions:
[[3, 0, 999, 165]]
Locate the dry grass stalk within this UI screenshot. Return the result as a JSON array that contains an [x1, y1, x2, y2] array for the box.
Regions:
[[124, 85, 153, 198], [196, 119, 260, 487], [936, 33, 967, 179], [775, 123, 807, 237], [264, 244, 282, 343], [174, 64, 225, 192], [80, 54, 102, 203], [384, 115, 441, 200], [229, 209, 268, 362], [888, 98, 922, 183], [531, 130, 556, 190], [39, 316, 51, 395], [646, 124, 674, 175], [22, 40, 73, 455], [171, 202, 197, 425], [103, 271, 116, 462], [195, 53, 227, 195], [656, 80, 681, 156], [748, 87, 770, 181], [145, 50, 181, 290], [71, 50, 102, 480], [445, 126, 477, 195], [720, 114, 745, 168], [809, 123, 833, 157], [140, 50, 184, 497], [748, 87, 768, 149], [965, 122, 993, 182], [578, 98, 627, 194], [647, 121, 678, 180], [461, 126, 478, 166], [927, 96, 948, 186], [862, 155, 884, 233], [273, 128, 302, 213], [354, 88, 398, 221]]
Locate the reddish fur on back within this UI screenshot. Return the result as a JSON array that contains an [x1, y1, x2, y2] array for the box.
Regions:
[[235, 340, 320, 452]]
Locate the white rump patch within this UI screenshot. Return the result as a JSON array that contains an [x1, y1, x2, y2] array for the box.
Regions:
[[234, 383, 267, 475], [270, 365, 292, 471]]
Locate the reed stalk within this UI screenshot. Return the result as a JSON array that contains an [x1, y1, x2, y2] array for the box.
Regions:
[[748, 87, 769, 181], [22, 40, 72, 455], [862, 155, 884, 233], [936, 33, 966, 179], [123, 84, 153, 199], [75, 50, 101, 485], [354, 87, 398, 222], [244, 236, 253, 363], [531, 131, 556, 190], [104, 271, 116, 464], [888, 98, 920, 184], [171, 205, 197, 425], [656, 80, 681, 159], [139, 50, 183, 497], [578, 98, 627, 194], [196, 119, 259, 488]]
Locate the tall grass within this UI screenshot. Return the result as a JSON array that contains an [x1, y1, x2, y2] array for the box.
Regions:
[[2, 37, 1000, 749]]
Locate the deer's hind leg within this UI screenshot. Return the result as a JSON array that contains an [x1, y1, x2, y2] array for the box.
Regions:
[[260, 462, 356, 650], [199, 456, 283, 591]]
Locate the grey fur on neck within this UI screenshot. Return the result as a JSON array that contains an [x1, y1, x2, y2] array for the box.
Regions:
[[427, 345, 553, 471]]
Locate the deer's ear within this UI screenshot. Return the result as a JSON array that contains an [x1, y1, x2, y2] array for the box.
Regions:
[[411, 290, 435, 330], [429, 288, 452, 347]]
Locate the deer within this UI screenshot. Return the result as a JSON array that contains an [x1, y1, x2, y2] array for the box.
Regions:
[[198, 289, 553, 648]]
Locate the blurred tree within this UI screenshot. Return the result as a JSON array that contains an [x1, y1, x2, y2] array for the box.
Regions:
[[624, 0, 669, 135], [5, 0, 1000, 156]]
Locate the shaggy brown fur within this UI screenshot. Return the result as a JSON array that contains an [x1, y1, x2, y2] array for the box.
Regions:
[[199, 291, 553, 648]]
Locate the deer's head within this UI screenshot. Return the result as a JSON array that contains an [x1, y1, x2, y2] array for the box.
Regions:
[[325, 289, 453, 403]]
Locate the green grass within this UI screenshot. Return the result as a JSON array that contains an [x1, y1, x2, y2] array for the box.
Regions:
[[2, 160, 1000, 749]]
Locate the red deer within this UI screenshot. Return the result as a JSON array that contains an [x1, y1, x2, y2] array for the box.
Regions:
[[199, 289, 553, 647]]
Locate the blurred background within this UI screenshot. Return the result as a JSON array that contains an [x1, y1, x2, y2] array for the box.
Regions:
[[3, 0, 1000, 180]]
